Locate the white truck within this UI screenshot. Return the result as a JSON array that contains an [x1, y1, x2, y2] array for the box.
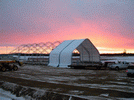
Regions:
[[108, 61, 130, 70]]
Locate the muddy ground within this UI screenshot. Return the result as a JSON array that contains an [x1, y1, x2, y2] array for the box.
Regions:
[[0, 65, 134, 99]]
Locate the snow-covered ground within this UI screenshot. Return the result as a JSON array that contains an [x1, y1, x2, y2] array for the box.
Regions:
[[0, 56, 134, 99], [0, 88, 25, 100], [1, 65, 134, 99], [101, 56, 134, 63]]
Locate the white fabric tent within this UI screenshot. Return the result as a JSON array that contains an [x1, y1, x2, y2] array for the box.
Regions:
[[48, 38, 100, 68]]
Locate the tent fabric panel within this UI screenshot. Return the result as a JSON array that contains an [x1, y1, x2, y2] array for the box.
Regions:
[[81, 39, 100, 62], [59, 39, 85, 67], [48, 40, 74, 67], [76, 45, 90, 62]]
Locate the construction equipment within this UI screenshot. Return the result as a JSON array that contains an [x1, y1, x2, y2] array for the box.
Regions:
[[0, 60, 23, 72]]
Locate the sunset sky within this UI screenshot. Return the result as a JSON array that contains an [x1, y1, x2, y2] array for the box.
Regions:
[[1, 0, 134, 54]]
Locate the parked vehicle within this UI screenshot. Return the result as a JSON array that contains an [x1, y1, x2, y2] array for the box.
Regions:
[[103, 61, 115, 69], [108, 61, 130, 70], [0, 60, 22, 72], [126, 65, 134, 77]]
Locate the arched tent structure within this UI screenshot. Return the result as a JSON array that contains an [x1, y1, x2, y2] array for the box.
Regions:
[[48, 38, 100, 68]]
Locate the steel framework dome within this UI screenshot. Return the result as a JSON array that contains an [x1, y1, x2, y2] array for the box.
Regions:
[[10, 41, 61, 54]]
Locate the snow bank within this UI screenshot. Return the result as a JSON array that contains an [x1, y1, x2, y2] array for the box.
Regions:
[[0, 88, 25, 100], [1, 82, 88, 100]]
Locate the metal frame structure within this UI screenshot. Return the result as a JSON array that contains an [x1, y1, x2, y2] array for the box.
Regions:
[[10, 41, 61, 54], [8, 41, 80, 65]]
